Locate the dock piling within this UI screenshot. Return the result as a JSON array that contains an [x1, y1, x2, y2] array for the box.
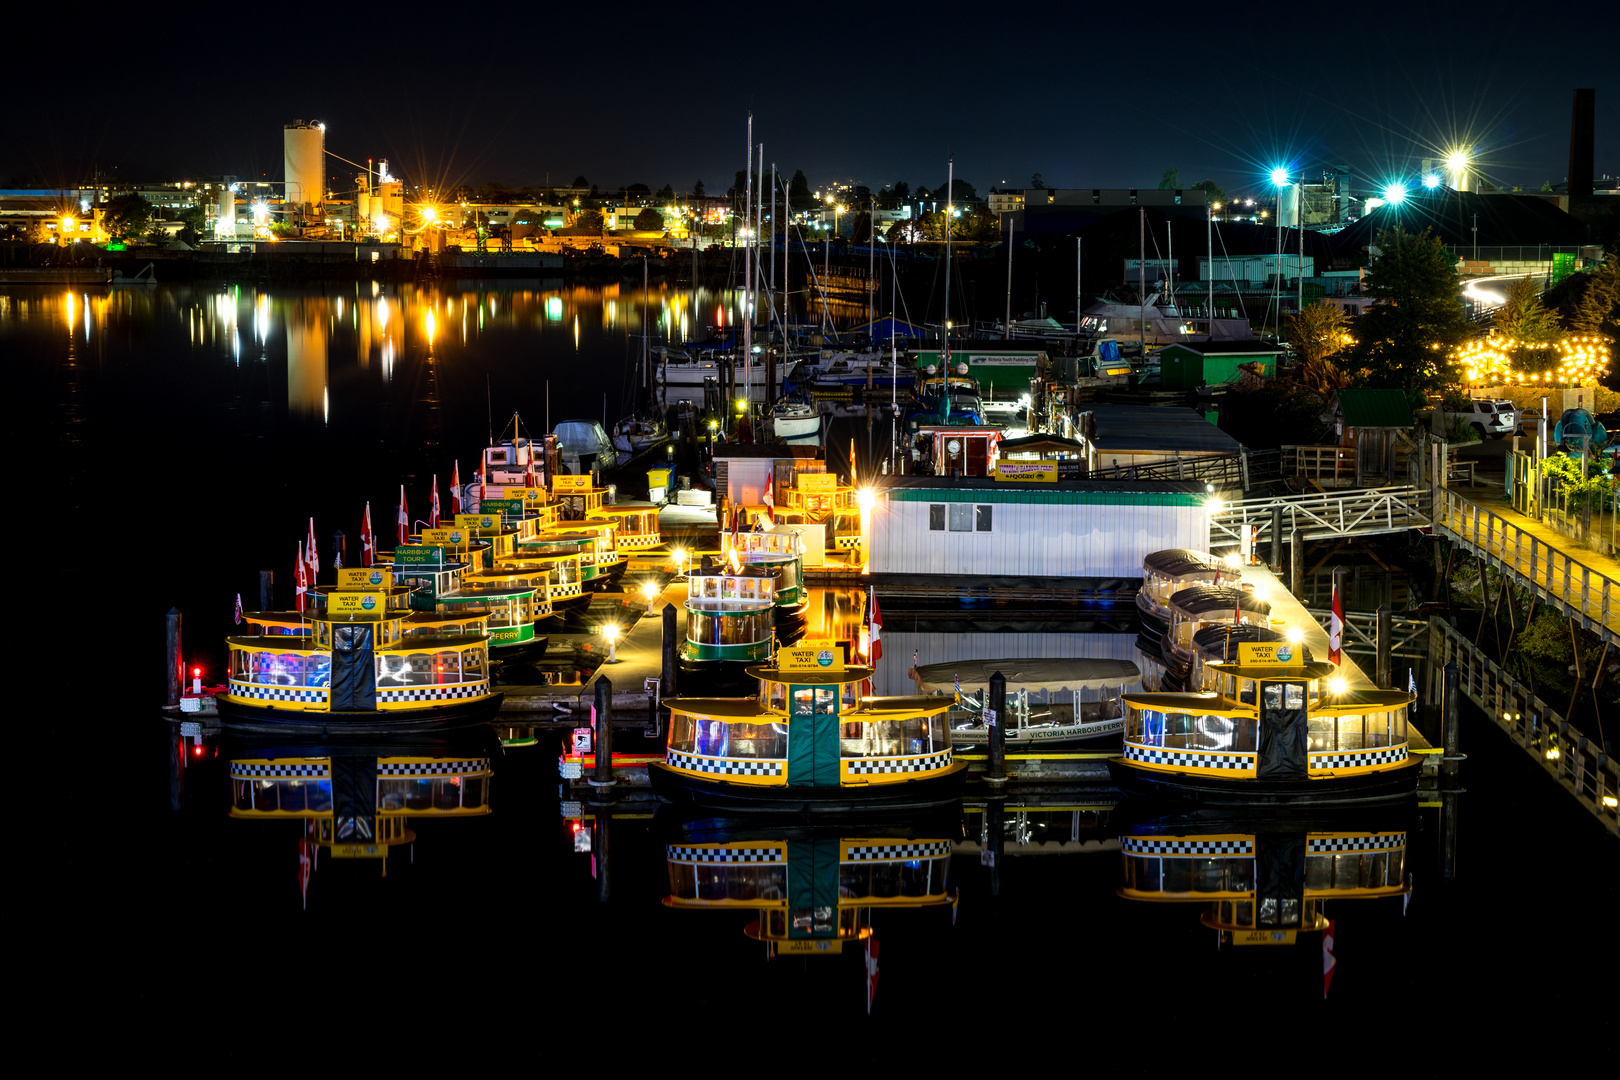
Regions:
[[593, 677, 615, 788], [1270, 506, 1284, 572], [258, 570, 273, 611], [661, 602, 678, 700], [987, 671, 1007, 785], [985, 798, 1006, 899], [1289, 529, 1303, 596], [165, 608, 182, 707], [1441, 660, 1462, 784], [1376, 604, 1393, 689]]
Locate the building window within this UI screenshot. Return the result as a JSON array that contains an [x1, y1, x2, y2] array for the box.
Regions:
[[975, 505, 993, 532], [928, 504, 945, 531], [949, 503, 973, 532]]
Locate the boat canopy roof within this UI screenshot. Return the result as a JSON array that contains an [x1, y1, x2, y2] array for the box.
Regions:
[[745, 663, 875, 686], [913, 657, 1140, 695], [1168, 585, 1271, 617], [1192, 623, 1308, 661], [225, 632, 487, 654], [1143, 548, 1238, 580]]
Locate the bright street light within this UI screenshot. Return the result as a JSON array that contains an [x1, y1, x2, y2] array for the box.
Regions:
[[1383, 183, 1407, 205], [1422, 174, 1440, 189], [1269, 167, 1290, 187], [1446, 150, 1469, 172]]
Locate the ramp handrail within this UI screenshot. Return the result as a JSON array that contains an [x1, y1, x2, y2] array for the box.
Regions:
[[1209, 485, 1432, 549]]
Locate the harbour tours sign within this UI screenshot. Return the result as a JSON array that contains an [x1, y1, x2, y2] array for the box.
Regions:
[[396, 545, 445, 566], [993, 460, 1058, 482], [478, 498, 524, 521]]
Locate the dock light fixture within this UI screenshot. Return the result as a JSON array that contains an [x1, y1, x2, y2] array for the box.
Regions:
[[421, 206, 437, 222], [736, 397, 747, 413], [60, 215, 75, 237], [1286, 626, 1304, 645], [1546, 747, 1560, 761], [603, 623, 621, 663], [856, 486, 876, 511], [640, 580, 659, 607], [670, 546, 688, 578], [1224, 552, 1241, 568], [1329, 676, 1346, 697]]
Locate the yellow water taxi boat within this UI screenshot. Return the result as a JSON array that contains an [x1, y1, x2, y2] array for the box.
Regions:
[[1109, 640, 1420, 804], [648, 642, 964, 812]]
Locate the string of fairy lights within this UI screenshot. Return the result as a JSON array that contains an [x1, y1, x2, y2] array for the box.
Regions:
[[1451, 335, 1611, 387]]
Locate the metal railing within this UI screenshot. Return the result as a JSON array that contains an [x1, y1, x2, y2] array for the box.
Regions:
[[1435, 490, 1618, 642], [1428, 618, 1617, 835], [1304, 609, 1428, 658], [1210, 486, 1432, 549], [1089, 449, 1278, 487]]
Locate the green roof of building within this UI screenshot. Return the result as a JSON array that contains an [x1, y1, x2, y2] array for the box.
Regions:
[[1338, 389, 1412, 428]]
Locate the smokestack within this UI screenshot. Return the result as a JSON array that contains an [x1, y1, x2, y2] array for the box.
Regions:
[[1568, 88, 1595, 198]]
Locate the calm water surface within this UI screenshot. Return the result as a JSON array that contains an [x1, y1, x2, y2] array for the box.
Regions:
[[12, 281, 1611, 1045]]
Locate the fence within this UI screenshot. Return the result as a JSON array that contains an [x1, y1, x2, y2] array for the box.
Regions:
[[1428, 618, 1618, 835], [1436, 490, 1619, 642], [1088, 449, 1278, 488], [1304, 609, 1428, 658], [1210, 486, 1432, 549]]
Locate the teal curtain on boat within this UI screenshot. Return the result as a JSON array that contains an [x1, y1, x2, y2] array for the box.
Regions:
[[787, 837, 839, 939]]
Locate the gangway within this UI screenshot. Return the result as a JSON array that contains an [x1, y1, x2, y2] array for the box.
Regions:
[[1303, 609, 1428, 660], [1209, 485, 1432, 551]]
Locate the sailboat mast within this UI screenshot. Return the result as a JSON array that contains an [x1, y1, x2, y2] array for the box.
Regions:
[[1076, 236, 1081, 334], [1139, 207, 1146, 355], [943, 155, 953, 362], [1004, 213, 1012, 340], [743, 116, 753, 412], [1208, 202, 1214, 319]]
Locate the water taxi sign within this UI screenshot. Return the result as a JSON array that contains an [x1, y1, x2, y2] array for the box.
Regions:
[[455, 513, 501, 533], [337, 567, 391, 589], [422, 527, 468, 550], [993, 460, 1058, 482], [1237, 642, 1303, 666], [328, 591, 385, 616], [796, 473, 839, 493], [1233, 930, 1297, 946], [778, 642, 844, 673], [553, 475, 594, 492], [503, 486, 544, 503], [395, 545, 444, 566]]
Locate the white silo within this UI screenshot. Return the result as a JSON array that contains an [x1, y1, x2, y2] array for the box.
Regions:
[[216, 178, 236, 236], [283, 120, 326, 216]]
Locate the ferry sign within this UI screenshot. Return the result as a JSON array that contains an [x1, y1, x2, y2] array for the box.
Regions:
[[993, 460, 1058, 482], [395, 545, 444, 566], [328, 591, 385, 616], [779, 642, 844, 673], [553, 475, 593, 492], [1237, 642, 1303, 666], [337, 568, 390, 589]]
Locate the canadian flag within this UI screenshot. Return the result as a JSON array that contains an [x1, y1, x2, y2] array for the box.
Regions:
[[298, 839, 313, 911], [397, 485, 408, 546], [761, 466, 775, 522], [1323, 918, 1337, 998], [234, 593, 243, 625], [360, 502, 375, 567], [868, 586, 883, 662], [864, 933, 880, 1014], [1329, 582, 1344, 666], [451, 460, 462, 515], [305, 517, 320, 584], [294, 542, 308, 612], [430, 474, 441, 529]]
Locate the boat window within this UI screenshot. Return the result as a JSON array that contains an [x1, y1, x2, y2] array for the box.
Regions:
[[1335, 714, 1366, 750], [929, 504, 945, 531], [727, 722, 787, 759], [1282, 683, 1304, 709], [434, 650, 461, 682], [1391, 705, 1407, 743], [668, 712, 696, 753], [462, 647, 485, 676], [1308, 715, 1333, 751], [1365, 710, 1390, 748], [1263, 683, 1283, 710], [841, 681, 859, 709]]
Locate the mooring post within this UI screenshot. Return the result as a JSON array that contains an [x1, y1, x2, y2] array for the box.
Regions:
[[661, 602, 679, 701], [593, 676, 615, 787], [1289, 528, 1303, 597], [331, 530, 346, 582], [1441, 660, 1461, 785], [985, 797, 1006, 899], [1439, 788, 1461, 883], [258, 570, 273, 612], [987, 671, 1007, 785], [1376, 604, 1393, 689], [1270, 505, 1284, 572], [164, 608, 182, 707], [593, 810, 611, 904]]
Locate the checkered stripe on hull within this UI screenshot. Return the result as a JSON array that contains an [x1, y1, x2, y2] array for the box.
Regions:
[[1122, 743, 1254, 770], [227, 681, 328, 704], [375, 682, 489, 703], [846, 751, 953, 775], [1309, 746, 1407, 770], [666, 749, 785, 776], [843, 841, 953, 861], [230, 762, 329, 779], [376, 759, 491, 776], [1309, 833, 1407, 853], [666, 846, 785, 863], [1121, 837, 1254, 855]]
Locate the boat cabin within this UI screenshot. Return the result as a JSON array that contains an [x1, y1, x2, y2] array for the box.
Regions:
[[552, 473, 606, 521], [1138, 548, 1241, 628], [482, 434, 544, 489], [588, 504, 662, 551], [913, 425, 1001, 478], [241, 612, 313, 637], [663, 833, 954, 956], [432, 583, 541, 649], [1189, 624, 1292, 692], [507, 535, 590, 608], [684, 565, 778, 664], [732, 529, 806, 606], [914, 657, 1139, 747], [1165, 586, 1272, 664], [1119, 822, 1410, 943]]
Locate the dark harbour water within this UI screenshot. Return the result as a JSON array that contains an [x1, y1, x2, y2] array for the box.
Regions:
[[11, 281, 1614, 1051]]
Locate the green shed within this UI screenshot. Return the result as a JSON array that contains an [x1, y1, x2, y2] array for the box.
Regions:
[[1156, 340, 1284, 391]]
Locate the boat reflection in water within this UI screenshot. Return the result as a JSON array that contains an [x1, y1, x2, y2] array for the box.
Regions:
[[1116, 804, 1412, 945], [224, 728, 501, 888], [660, 814, 960, 957]]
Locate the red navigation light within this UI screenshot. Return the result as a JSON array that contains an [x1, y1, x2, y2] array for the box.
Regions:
[[193, 746, 204, 756], [193, 666, 202, 677]]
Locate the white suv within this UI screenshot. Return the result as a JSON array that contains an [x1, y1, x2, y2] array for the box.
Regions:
[[1447, 399, 1518, 440]]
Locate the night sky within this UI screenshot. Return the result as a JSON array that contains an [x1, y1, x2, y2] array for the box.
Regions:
[[6, 3, 1616, 200]]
